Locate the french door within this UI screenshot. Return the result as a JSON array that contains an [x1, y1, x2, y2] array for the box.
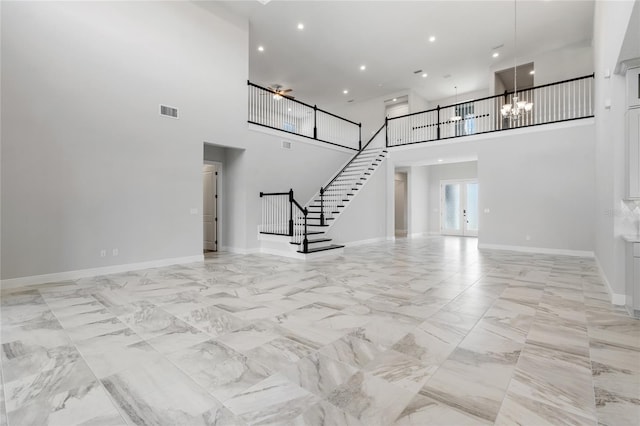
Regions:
[[440, 179, 478, 237]]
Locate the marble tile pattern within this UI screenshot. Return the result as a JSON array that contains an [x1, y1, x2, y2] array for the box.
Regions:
[[1, 237, 639, 425]]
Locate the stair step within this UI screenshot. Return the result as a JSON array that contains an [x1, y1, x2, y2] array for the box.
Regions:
[[303, 230, 325, 236], [290, 238, 332, 246], [297, 244, 345, 254]]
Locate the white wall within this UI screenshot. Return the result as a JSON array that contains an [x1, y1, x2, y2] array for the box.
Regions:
[[408, 166, 429, 237], [489, 41, 594, 95], [389, 121, 596, 253], [427, 89, 491, 110], [1, 1, 247, 280], [593, 0, 638, 302], [327, 161, 388, 244], [427, 162, 478, 235], [1, 1, 352, 280]]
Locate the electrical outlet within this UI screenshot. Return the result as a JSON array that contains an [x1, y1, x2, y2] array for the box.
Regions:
[[112, 248, 119, 256], [100, 249, 106, 258]]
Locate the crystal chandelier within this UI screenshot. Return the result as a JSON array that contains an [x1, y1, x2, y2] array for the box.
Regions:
[[501, 0, 532, 119]]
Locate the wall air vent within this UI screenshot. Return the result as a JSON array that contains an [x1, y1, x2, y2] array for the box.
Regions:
[[160, 105, 179, 119], [281, 141, 292, 149]]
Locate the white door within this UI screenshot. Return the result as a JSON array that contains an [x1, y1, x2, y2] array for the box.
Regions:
[[440, 179, 478, 237], [394, 173, 408, 237], [203, 164, 218, 251]]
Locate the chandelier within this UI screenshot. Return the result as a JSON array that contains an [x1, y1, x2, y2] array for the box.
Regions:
[[501, 0, 532, 119]]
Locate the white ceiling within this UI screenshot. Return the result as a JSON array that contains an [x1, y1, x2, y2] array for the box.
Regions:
[[217, 0, 594, 109]]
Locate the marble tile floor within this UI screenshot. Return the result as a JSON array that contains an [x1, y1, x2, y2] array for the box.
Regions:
[[1, 237, 638, 425]]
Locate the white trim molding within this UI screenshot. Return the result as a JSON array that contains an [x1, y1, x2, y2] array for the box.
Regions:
[[1, 255, 204, 291], [478, 243, 594, 258], [595, 255, 626, 306], [341, 237, 389, 247]]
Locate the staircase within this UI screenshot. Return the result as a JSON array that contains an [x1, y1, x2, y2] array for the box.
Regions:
[[289, 147, 388, 255]]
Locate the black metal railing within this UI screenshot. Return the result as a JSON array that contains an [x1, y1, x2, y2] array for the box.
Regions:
[[317, 123, 387, 225], [259, 189, 309, 252], [248, 81, 361, 151], [386, 73, 595, 147], [257, 74, 595, 252]]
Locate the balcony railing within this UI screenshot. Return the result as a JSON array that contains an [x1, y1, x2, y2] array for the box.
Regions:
[[248, 81, 361, 151], [386, 73, 594, 147]]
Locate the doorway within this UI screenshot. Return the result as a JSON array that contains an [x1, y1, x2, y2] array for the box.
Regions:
[[395, 172, 408, 237], [203, 163, 219, 252], [440, 179, 478, 237]]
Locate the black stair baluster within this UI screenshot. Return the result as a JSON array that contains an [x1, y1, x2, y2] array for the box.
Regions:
[[303, 208, 309, 253], [320, 187, 325, 226], [288, 189, 294, 236]]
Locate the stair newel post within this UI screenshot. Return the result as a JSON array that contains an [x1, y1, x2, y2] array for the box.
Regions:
[[313, 105, 318, 140], [303, 208, 309, 253], [385, 117, 389, 147], [319, 187, 325, 226], [288, 189, 294, 237], [436, 105, 441, 140], [358, 123, 362, 151]]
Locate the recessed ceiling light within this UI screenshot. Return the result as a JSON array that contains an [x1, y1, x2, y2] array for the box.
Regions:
[[343, 89, 349, 94], [438, 159, 443, 162], [393, 98, 397, 102], [360, 65, 366, 71], [258, 46, 264, 52], [492, 52, 499, 58], [429, 36, 436, 42], [288, 108, 292, 112], [422, 73, 428, 78], [297, 23, 304, 30], [529, 70, 535, 75]]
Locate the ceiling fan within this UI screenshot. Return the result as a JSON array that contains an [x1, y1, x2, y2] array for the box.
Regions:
[[266, 84, 294, 100]]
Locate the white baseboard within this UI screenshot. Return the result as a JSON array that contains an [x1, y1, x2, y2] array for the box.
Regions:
[[343, 237, 388, 247], [221, 246, 260, 255], [1, 255, 204, 290], [478, 243, 594, 258], [595, 255, 626, 306]]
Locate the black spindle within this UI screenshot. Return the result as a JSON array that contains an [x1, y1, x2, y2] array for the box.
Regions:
[[288, 189, 294, 236], [320, 187, 325, 226], [436, 105, 441, 140], [313, 105, 318, 140], [303, 208, 309, 253]]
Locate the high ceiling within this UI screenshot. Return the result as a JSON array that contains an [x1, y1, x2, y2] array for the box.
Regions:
[[216, 0, 595, 109]]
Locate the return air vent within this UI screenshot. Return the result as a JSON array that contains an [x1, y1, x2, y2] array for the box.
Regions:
[[281, 141, 292, 149], [160, 105, 178, 119]]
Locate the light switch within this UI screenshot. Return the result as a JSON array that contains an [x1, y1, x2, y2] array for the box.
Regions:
[[190, 208, 198, 215]]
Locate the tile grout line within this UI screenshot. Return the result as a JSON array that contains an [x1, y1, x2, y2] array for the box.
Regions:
[[37, 287, 132, 426], [492, 262, 550, 424]]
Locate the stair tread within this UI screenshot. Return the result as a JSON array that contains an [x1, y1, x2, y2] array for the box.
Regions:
[[290, 238, 332, 245], [298, 244, 345, 254]]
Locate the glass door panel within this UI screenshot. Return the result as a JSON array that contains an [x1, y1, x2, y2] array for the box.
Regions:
[[441, 180, 478, 237], [442, 183, 462, 235]]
